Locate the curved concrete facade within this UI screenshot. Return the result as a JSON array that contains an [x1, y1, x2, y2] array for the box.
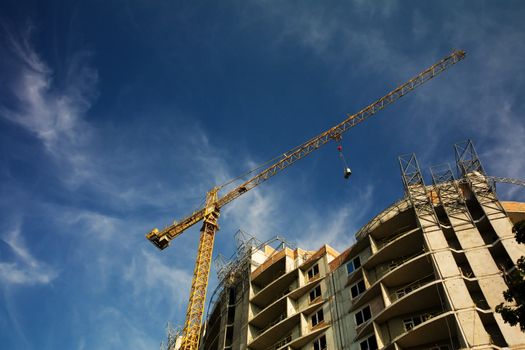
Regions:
[[199, 193, 525, 350]]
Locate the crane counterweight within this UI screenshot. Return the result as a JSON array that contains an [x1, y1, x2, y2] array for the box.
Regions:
[[146, 229, 170, 250]]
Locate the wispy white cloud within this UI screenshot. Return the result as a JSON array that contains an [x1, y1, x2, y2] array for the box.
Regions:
[[295, 185, 375, 251], [352, 0, 399, 18], [253, 2, 525, 201], [1, 288, 31, 349], [61, 209, 123, 240], [0, 225, 58, 286], [410, 9, 525, 199], [222, 187, 283, 241], [481, 101, 525, 198], [0, 22, 228, 213], [0, 22, 98, 187], [124, 250, 192, 310], [219, 168, 376, 253], [0, 24, 241, 341], [76, 305, 159, 350], [250, 0, 410, 78], [411, 9, 428, 42]]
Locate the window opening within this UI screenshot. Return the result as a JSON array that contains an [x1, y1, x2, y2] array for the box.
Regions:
[[347, 256, 361, 274], [359, 335, 378, 350], [355, 305, 371, 326], [403, 313, 433, 331], [311, 308, 324, 327], [308, 264, 320, 280], [313, 335, 327, 350], [309, 285, 322, 302], [351, 280, 366, 299]]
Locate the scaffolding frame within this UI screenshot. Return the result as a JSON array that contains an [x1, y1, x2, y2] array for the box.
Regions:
[[430, 163, 474, 225], [454, 140, 508, 220], [454, 139, 485, 176], [207, 231, 297, 323], [399, 153, 439, 228]]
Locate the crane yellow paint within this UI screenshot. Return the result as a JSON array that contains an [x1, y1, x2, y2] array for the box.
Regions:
[[146, 50, 467, 350]]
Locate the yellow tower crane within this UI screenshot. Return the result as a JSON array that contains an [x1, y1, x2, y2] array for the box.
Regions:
[[146, 50, 466, 350]]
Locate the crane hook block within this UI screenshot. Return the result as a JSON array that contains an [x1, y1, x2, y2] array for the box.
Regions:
[[337, 145, 342, 152], [344, 167, 352, 179]]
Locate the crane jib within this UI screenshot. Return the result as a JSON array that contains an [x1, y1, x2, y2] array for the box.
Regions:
[[148, 50, 466, 250], [146, 50, 466, 350]]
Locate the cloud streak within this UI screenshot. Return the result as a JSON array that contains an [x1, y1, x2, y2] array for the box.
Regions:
[[253, 2, 525, 200], [0, 22, 98, 189], [0, 224, 58, 286], [295, 185, 375, 251]]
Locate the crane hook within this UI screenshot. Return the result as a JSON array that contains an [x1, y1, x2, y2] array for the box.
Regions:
[[337, 143, 352, 179]]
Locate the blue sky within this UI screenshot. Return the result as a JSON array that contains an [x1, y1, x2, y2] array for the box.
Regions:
[[1, 1, 524, 349]]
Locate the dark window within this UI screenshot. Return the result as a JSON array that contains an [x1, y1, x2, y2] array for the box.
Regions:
[[351, 280, 366, 299], [225, 326, 234, 346], [309, 285, 322, 302], [228, 287, 236, 304], [355, 305, 371, 326], [356, 311, 364, 325], [308, 264, 320, 279], [313, 335, 327, 350], [359, 335, 378, 350], [363, 306, 371, 320], [311, 309, 324, 326]]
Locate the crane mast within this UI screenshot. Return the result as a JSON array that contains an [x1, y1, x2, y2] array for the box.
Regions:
[[146, 50, 466, 350]]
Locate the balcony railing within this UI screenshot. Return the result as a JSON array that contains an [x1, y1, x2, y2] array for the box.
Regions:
[[390, 273, 435, 302], [402, 310, 441, 332], [385, 249, 425, 273], [258, 313, 286, 334], [270, 333, 292, 350], [377, 225, 415, 249]]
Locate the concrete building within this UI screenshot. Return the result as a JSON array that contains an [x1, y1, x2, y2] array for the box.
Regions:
[[199, 146, 525, 350]]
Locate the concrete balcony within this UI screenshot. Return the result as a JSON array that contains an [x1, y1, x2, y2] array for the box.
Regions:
[[251, 254, 287, 289], [249, 297, 287, 330], [376, 227, 421, 251], [250, 269, 298, 309], [388, 273, 436, 302], [356, 199, 416, 242], [382, 311, 457, 350], [354, 279, 444, 341], [376, 281, 443, 324], [248, 313, 300, 350], [288, 276, 325, 301], [367, 228, 422, 268], [282, 322, 330, 350], [373, 250, 431, 287], [349, 252, 433, 312]]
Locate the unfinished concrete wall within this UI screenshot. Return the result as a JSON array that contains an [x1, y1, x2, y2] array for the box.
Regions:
[[199, 193, 525, 350]]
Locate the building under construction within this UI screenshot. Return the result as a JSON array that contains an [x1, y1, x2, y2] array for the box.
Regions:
[[195, 141, 525, 350]]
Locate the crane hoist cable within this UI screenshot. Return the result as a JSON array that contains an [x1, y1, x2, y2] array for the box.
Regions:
[[146, 50, 467, 350], [337, 143, 352, 179]]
